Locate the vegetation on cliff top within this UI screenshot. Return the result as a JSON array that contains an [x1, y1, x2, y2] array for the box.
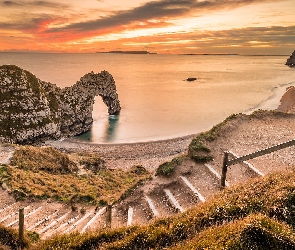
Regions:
[[0, 146, 150, 205], [0, 65, 61, 142], [188, 113, 238, 163]]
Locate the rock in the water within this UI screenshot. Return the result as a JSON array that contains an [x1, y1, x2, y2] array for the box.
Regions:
[[186, 77, 197, 81], [0, 65, 121, 144], [286, 50, 295, 67]]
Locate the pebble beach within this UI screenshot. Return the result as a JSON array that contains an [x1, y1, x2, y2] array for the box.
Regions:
[[46, 134, 196, 172]]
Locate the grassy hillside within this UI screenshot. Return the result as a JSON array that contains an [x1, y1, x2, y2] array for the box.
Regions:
[[25, 169, 295, 249], [0, 146, 150, 205]]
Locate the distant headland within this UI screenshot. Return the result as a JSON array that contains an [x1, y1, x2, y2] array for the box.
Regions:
[[179, 53, 238, 56], [97, 50, 157, 54]]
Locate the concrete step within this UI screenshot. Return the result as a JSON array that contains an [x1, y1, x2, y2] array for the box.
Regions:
[[111, 206, 126, 228], [180, 165, 221, 200], [0, 204, 31, 225], [163, 181, 199, 211], [145, 195, 160, 218], [179, 176, 205, 203], [126, 197, 153, 226], [81, 207, 106, 233], [146, 188, 179, 217], [205, 164, 230, 187], [38, 211, 71, 236], [164, 189, 184, 212]]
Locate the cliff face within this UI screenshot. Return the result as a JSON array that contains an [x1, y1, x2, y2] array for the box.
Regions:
[[0, 65, 121, 144], [277, 86, 295, 113], [286, 50, 295, 67]]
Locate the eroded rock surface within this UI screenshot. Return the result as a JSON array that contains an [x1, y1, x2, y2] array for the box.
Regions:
[[277, 86, 295, 113], [286, 50, 295, 67], [0, 65, 121, 144]]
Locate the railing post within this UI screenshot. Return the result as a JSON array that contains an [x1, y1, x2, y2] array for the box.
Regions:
[[19, 208, 25, 248], [105, 204, 112, 228], [221, 152, 229, 188]]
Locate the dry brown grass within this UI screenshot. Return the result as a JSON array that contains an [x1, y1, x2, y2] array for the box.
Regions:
[[1, 146, 150, 204], [0, 223, 29, 250], [10, 146, 77, 174], [170, 214, 295, 249]]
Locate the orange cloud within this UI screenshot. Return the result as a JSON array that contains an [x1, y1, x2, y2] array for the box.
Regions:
[[0, 0, 293, 54]]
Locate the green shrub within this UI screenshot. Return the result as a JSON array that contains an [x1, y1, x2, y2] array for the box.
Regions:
[[156, 162, 176, 177], [191, 155, 213, 163], [171, 156, 186, 165]]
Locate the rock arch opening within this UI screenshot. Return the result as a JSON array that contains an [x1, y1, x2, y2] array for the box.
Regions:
[[0, 65, 121, 144]]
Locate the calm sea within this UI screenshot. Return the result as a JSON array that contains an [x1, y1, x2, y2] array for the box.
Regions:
[[0, 53, 294, 143]]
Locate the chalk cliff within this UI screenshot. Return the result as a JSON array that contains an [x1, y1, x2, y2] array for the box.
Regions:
[[286, 50, 295, 67], [277, 86, 295, 114], [0, 65, 121, 144]]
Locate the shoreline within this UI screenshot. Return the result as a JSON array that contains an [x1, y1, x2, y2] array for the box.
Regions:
[[244, 80, 295, 114], [46, 133, 196, 158], [46, 134, 196, 172], [62, 133, 197, 147]]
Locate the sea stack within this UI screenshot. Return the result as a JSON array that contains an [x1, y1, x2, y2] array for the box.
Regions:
[[0, 65, 121, 144], [286, 50, 295, 67]]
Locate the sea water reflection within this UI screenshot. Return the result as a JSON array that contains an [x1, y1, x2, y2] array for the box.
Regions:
[[76, 114, 120, 143], [104, 115, 119, 142]]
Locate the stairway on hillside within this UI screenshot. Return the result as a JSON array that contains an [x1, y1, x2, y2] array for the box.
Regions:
[[0, 156, 267, 239]]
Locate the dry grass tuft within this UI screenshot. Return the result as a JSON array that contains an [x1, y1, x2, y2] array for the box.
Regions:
[[0, 224, 30, 250], [10, 146, 77, 174], [75, 152, 106, 173], [171, 214, 295, 249]]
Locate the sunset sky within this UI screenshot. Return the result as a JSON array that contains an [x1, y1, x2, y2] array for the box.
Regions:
[[0, 0, 294, 54]]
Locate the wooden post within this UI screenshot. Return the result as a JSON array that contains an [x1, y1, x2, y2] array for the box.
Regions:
[[221, 152, 229, 188], [19, 208, 24, 248], [105, 205, 112, 228]]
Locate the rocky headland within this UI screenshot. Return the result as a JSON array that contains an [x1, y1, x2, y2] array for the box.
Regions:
[[0, 65, 120, 144], [286, 50, 295, 67]]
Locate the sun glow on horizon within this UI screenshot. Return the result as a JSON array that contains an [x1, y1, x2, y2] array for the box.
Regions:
[[0, 0, 294, 54]]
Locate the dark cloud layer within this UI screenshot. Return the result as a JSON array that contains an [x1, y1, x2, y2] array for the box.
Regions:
[[0, 0, 286, 35], [123, 25, 295, 47], [1, 0, 68, 9], [0, 14, 59, 31], [48, 0, 283, 33]]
